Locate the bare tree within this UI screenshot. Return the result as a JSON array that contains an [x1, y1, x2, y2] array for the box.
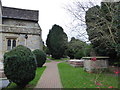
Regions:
[[64, 0, 100, 42], [65, 0, 119, 45]]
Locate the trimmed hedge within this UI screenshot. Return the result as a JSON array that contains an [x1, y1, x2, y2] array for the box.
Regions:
[[4, 45, 37, 87], [33, 49, 46, 67]]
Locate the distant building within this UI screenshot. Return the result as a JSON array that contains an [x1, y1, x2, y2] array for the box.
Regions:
[[0, 1, 43, 61]]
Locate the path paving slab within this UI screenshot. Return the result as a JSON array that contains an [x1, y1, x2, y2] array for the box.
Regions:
[[35, 61, 63, 88]]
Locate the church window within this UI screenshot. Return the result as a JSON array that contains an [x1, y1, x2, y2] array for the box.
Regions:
[[7, 39, 11, 50], [7, 39, 16, 50], [12, 39, 16, 48]]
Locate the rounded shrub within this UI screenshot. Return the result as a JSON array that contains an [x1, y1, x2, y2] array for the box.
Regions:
[[4, 45, 37, 87], [33, 49, 46, 67]]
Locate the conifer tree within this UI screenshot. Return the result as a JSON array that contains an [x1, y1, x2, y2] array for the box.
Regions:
[[46, 24, 68, 59]]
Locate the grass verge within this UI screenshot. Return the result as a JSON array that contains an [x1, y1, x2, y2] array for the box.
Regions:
[[46, 60, 51, 63], [54, 58, 70, 62], [58, 62, 119, 88], [5, 66, 46, 89], [47, 56, 53, 60], [47, 56, 70, 62]]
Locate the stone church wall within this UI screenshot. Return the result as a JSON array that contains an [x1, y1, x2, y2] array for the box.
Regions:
[[2, 33, 43, 53], [0, 2, 43, 61], [2, 18, 43, 50], [0, 0, 3, 61]]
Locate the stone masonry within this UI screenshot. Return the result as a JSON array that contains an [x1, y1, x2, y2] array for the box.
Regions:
[[0, 0, 43, 62]]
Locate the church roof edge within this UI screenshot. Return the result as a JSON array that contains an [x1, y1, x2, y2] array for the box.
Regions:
[[2, 6, 39, 22]]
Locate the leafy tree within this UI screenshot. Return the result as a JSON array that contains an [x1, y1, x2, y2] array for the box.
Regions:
[[66, 37, 91, 59], [113, 2, 120, 65], [43, 44, 51, 55], [85, 2, 120, 64], [66, 1, 120, 65], [74, 50, 84, 59], [46, 24, 68, 59]]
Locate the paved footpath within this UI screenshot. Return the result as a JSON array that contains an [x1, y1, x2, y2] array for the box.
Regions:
[[35, 60, 63, 88]]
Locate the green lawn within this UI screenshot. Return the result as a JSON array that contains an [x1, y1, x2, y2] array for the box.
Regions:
[[5, 66, 46, 89], [47, 56, 53, 60], [58, 62, 119, 88], [54, 58, 70, 62], [47, 55, 70, 62], [46, 60, 51, 63]]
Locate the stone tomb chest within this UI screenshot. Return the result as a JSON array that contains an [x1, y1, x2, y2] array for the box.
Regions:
[[82, 57, 109, 72], [68, 59, 84, 67]]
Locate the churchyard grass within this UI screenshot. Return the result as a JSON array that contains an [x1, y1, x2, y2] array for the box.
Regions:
[[47, 56, 53, 60], [46, 60, 51, 63], [58, 62, 119, 88], [54, 58, 70, 62], [47, 55, 70, 61], [5, 66, 46, 89]]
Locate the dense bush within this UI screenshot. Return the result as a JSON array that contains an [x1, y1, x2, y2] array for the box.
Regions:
[[43, 46, 51, 55], [115, 44, 120, 66], [74, 50, 84, 59], [4, 45, 36, 87], [66, 48, 75, 59], [33, 49, 46, 67], [66, 37, 91, 59], [83, 44, 92, 56]]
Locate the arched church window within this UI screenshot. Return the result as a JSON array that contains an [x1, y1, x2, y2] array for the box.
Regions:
[[8, 39, 11, 46], [13, 39, 16, 48], [7, 39, 11, 50], [7, 38, 17, 51]]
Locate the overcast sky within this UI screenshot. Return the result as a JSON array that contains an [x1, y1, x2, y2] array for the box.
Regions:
[[1, 0, 102, 42]]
